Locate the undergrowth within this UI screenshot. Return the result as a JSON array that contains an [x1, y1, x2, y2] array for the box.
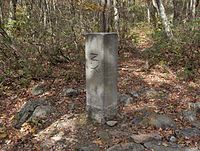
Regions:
[[145, 18, 200, 81]]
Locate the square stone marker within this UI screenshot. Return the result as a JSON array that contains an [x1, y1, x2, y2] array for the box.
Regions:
[[85, 32, 118, 123]]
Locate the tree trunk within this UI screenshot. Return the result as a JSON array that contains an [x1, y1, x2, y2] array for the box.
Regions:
[[43, 0, 48, 28], [147, 1, 151, 23], [9, 0, 17, 21], [100, 0, 110, 32], [113, 0, 119, 32], [0, 1, 3, 24], [153, 0, 173, 39], [191, 0, 196, 18]]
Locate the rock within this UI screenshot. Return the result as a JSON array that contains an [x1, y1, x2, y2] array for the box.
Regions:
[[51, 131, 65, 142], [53, 139, 69, 151], [132, 116, 144, 125], [184, 147, 200, 151], [182, 110, 197, 122], [143, 88, 159, 99], [62, 88, 78, 97], [96, 131, 110, 141], [77, 144, 100, 151], [40, 138, 69, 151], [30, 105, 53, 120], [149, 114, 176, 129], [189, 102, 200, 110], [144, 141, 182, 151], [68, 103, 75, 111], [109, 130, 129, 138], [13, 98, 49, 129], [132, 108, 176, 129], [192, 121, 200, 128], [119, 94, 134, 105], [132, 107, 154, 126], [106, 121, 118, 127], [169, 136, 177, 143], [31, 84, 45, 95], [106, 142, 144, 151], [176, 128, 200, 138], [131, 133, 162, 143], [130, 91, 139, 98]]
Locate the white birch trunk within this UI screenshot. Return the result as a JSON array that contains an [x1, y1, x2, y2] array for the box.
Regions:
[[9, 0, 16, 21], [0, 1, 3, 23], [154, 0, 173, 39], [192, 0, 196, 18], [43, 0, 48, 28], [147, 5, 151, 23], [113, 0, 119, 32]]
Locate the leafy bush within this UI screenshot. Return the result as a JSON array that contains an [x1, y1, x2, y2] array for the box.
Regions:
[[146, 18, 200, 80]]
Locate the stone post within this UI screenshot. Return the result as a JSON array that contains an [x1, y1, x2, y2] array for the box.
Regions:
[[85, 33, 118, 123]]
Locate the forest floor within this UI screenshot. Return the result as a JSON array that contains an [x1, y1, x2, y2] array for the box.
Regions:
[[0, 26, 200, 151]]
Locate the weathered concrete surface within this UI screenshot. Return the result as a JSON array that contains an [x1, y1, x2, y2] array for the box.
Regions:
[[85, 33, 118, 123]]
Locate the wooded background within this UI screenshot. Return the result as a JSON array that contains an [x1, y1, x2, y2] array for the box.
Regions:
[[0, 0, 199, 86]]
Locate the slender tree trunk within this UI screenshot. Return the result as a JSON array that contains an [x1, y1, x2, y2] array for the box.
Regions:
[[185, 0, 190, 20], [102, 0, 107, 32], [43, 0, 48, 28], [9, 0, 17, 21], [113, 0, 119, 32], [192, 0, 196, 18], [147, 1, 151, 23], [0, 1, 3, 24], [101, 0, 108, 32], [153, 0, 173, 39]]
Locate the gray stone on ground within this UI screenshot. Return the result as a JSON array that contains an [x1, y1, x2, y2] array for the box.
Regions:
[[192, 121, 200, 128], [132, 116, 145, 125], [131, 132, 162, 143], [175, 128, 200, 138], [130, 91, 139, 98], [31, 84, 45, 95], [144, 140, 185, 151], [118, 94, 134, 106], [109, 130, 129, 138], [142, 88, 159, 99], [132, 107, 154, 126], [77, 144, 100, 151], [188, 102, 200, 110], [106, 142, 144, 151], [132, 108, 176, 129], [68, 103, 76, 111], [13, 98, 51, 129], [96, 130, 110, 141], [149, 114, 176, 129], [106, 120, 118, 127], [62, 88, 78, 97], [182, 110, 197, 122], [169, 136, 177, 143], [184, 147, 200, 151], [29, 104, 53, 120], [53, 139, 69, 151], [40, 138, 69, 151]]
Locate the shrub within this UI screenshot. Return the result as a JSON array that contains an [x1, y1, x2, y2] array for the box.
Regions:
[[145, 18, 200, 80]]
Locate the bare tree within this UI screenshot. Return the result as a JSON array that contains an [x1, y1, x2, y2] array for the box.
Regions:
[[113, 0, 119, 32], [153, 0, 173, 39], [9, 0, 17, 21]]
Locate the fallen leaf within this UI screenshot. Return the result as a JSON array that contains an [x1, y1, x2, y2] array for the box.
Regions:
[[0, 127, 8, 139]]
